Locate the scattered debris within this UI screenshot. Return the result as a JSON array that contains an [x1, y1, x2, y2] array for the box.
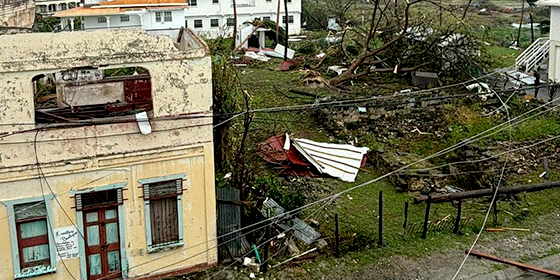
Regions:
[[486, 227, 531, 233], [261, 198, 321, 245], [411, 71, 439, 89], [244, 51, 271, 62], [259, 134, 369, 182], [466, 82, 490, 94], [288, 135, 369, 182], [327, 65, 348, 76], [271, 248, 318, 268], [327, 18, 342, 31]]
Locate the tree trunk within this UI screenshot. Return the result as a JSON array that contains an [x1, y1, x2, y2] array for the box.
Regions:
[[517, 0, 525, 47], [530, 13, 534, 43]]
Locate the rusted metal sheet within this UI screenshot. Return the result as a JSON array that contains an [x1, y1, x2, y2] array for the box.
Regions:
[[258, 134, 321, 177], [216, 188, 251, 262], [124, 78, 152, 104], [261, 198, 320, 245]]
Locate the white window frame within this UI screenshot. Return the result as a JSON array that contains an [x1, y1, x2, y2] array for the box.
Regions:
[[97, 16, 107, 23], [155, 11, 162, 22], [120, 15, 130, 22], [2, 196, 57, 279], [163, 11, 172, 22], [210, 18, 219, 27], [194, 19, 203, 28]]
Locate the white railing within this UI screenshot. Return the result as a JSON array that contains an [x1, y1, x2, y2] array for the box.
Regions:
[[516, 37, 550, 72]]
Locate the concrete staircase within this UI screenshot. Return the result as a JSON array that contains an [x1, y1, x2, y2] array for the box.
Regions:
[[515, 37, 550, 73]]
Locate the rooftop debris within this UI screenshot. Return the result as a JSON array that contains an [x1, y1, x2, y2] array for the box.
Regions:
[[259, 134, 369, 182], [260, 198, 321, 245]]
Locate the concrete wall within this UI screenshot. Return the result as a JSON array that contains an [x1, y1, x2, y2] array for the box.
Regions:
[[0, 0, 35, 27], [82, 14, 143, 29], [82, 10, 185, 31], [0, 30, 216, 280], [0, 138, 217, 279], [185, 0, 301, 38]]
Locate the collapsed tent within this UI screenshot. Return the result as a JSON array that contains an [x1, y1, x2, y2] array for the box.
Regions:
[[258, 134, 369, 182]]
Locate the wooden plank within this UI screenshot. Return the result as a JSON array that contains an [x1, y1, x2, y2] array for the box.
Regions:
[[468, 250, 560, 277]]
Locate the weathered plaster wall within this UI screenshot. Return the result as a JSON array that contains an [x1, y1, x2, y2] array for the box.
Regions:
[[59, 81, 125, 107], [0, 142, 217, 280], [0, 39, 212, 133], [0, 0, 35, 28]]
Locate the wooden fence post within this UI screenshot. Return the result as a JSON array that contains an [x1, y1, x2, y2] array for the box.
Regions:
[[422, 195, 431, 239], [453, 200, 462, 234], [403, 200, 409, 229], [262, 209, 270, 273], [378, 191, 383, 247], [334, 213, 340, 258]]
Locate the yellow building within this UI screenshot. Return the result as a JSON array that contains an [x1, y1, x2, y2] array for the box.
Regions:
[[0, 28, 217, 279]]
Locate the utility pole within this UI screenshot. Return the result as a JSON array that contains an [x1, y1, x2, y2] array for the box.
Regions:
[[283, 0, 289, 61], [517, 0, 526, 47], [232, 0, 238, 50], [276, 0, 281, 43]]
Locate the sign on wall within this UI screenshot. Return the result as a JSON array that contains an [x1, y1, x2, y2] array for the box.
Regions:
[[54, 226, 80, 260]]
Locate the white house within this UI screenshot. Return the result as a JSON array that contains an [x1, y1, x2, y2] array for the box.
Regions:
[[36, 0, 80, 16], [537, 0, 560, 81], [55, 0, 187, 33], [183, 0, 301, 39]]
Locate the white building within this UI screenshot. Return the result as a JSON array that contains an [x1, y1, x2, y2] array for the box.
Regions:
[[55, 0, 301, 40], [55, 0, 187, 33], [184, 0, 301, 39], [36, 0, 79, 16], [537, 0, 560, 81]]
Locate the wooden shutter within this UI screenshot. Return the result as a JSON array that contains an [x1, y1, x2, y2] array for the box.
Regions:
[[75, 189, 123, 211]]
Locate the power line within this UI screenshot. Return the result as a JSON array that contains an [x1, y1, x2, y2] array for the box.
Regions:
[[34, 130, 78, 280], [112, 93, 560, 278], [450, 76, 515, 280], [0, 83, 550, 146]]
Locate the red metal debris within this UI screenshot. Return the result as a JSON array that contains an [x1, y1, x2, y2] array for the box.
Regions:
[[258, 134, 321, 177]]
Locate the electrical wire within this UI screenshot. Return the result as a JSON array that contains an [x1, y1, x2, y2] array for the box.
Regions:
[[34, 130, 78, 280], [450, 77, 515, 280], [111, 94, 560, 278]]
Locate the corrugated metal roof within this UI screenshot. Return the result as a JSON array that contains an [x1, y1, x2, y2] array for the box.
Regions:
[[290, 135, 369, 182], [261, 198, 320, 245]]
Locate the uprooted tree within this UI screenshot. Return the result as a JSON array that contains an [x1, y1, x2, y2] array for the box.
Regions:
[[325, 0, 491, 87]]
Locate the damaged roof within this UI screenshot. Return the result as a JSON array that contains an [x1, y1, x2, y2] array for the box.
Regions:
[[0, 28, 208, 73]]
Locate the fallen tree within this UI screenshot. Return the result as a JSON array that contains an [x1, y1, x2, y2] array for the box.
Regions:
[[325, 0, 489, 86]]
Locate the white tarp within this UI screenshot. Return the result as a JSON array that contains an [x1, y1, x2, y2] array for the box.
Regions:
[[289, 135, 369, 182]]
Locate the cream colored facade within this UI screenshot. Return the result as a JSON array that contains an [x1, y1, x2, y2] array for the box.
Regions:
[[0, 28, 217, 280]]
